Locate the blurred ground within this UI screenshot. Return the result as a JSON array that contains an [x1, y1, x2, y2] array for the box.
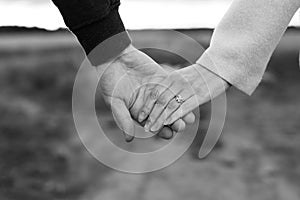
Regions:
[[0, 28, 299, 200]]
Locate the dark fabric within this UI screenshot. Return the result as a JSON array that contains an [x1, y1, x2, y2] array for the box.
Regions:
[[52, 0, 131, 64], [71, 8, 131, 56], [87, 30, 132, 66]]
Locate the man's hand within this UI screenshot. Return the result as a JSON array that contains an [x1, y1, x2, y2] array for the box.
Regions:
[[97, 45, 195, 142]]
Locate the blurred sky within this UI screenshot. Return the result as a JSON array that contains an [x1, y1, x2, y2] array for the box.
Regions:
[[0, 0, 299, 30]]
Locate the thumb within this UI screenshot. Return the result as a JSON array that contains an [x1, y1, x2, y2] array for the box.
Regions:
[[111, 98, 135, 142]]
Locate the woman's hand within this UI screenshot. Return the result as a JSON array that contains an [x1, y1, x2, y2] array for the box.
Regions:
[[138, 64, 230, 132]]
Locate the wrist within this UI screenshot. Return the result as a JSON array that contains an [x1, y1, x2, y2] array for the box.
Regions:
[[194, 63, 230, 99], [196, 63, 230, 86], [96, 44, 135, 71]]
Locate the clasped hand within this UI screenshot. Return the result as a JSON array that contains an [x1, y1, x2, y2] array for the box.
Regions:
[[97, 45, 228, 142]]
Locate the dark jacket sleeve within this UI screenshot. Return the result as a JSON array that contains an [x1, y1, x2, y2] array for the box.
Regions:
[[52, 0, 131, 64]]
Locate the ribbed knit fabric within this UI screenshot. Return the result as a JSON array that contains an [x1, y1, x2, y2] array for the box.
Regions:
[[52, 0, 131, 64]]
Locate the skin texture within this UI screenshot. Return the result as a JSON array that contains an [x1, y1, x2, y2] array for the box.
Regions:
[[97, 45, 195, 142], [138, 64, 229, 133]]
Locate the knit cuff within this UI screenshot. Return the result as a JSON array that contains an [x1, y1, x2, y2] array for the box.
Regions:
[[72, 8, 132, 65]]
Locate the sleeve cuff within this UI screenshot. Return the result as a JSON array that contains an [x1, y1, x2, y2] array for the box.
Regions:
[[197, 50, 263, 96], [71, 8, 132, 65]]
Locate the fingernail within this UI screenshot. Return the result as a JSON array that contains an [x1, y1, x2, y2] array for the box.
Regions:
[[144, 121, 151, 132], [150, 123, 160, 132], [138, 111, 146, 123], [125, 134, 134, 143]]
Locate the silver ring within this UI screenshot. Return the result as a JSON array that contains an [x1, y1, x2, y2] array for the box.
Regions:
[[175, 95, 185, 104]]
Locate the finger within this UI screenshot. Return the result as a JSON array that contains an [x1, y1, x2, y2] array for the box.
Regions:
[[111, 99, 135, 142], [146, 88, 180, 132], [183, 112, 196, 124], [171, 119, 186, 132], [158, 119, 186, 139], [149, 98, 179, 132], [151, 112, 194, 138], [138, 80, 172, 123], [164, 95, 199, 126], [150, 89, 193, 132], [129, 86, 146, 120], [157, 126, 174, 140]]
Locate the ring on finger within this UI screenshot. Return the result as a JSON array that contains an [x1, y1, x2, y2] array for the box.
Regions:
[[174, 95, 185, 104]]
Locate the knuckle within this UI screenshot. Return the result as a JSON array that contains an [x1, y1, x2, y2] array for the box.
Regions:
[[194, 86, 208, 99], [157, 97, 167, 106], [141, 104, 152, 115], [150, 89, 159, 100], [143, 106, 151, 115], [194, 86, 203, 95]]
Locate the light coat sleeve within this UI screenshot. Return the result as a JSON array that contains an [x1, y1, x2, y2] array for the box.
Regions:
[[197, 0, 300, 95]]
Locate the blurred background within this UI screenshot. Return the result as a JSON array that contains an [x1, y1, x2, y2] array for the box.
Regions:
[[0, 0, 300, 199]]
